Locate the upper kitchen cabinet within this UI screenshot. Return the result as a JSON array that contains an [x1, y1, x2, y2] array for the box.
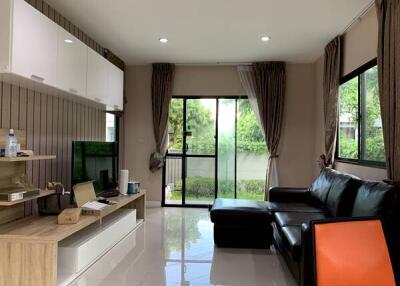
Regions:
[[0, 0, 123, 110], [87, 48, 109, 104], [106, 62, 124, 111], [11, 0, 58, 86], [88, 48, 124, 111], [57, 28, 87, 97]]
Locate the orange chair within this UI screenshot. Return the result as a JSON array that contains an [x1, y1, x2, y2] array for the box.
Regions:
[[310, 218, 396, 286]]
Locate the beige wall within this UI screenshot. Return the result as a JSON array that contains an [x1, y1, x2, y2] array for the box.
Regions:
[[313, 6, 387, 181], [342, 8, 378, 76], [173, 66, 244, 96], [124, 64, 317, 201], [278, 64, 317, 187]]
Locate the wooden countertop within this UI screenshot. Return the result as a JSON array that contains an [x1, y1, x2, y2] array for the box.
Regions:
[[0, 155, 56, 162], [0, 191, 146, 242]]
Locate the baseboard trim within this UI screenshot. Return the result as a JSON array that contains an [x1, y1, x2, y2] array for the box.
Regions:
[[146, 200, 161, 208]]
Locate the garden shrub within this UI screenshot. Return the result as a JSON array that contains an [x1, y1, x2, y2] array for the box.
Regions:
[[173, 177, 264, 198]]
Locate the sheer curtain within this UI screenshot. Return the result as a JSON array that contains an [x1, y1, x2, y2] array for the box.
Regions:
[[237, 64, 285, 200]]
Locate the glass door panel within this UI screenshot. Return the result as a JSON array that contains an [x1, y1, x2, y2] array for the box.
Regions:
[[217, 99, 236, 199], [186, 99, 216, 155], [236, 99, 267, 200], [164, 157, 183, 205], [163, 97, 268, 207], [185, 157, 215, 205], [168, 98, 184, 155]]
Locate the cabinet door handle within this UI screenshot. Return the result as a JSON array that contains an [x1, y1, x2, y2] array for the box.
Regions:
[[31, 74, 45, 82], [69, 88, 78, 94]]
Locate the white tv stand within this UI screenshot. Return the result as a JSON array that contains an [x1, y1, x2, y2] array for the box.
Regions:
[[0, 191, 146, 286]]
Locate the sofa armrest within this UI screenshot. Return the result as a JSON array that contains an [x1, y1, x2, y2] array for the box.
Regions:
[[268, 187, 310, 203], [300, 222, 313, 286]]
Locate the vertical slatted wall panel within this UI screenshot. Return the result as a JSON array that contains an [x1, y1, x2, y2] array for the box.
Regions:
[[0, 84, 106, 191]]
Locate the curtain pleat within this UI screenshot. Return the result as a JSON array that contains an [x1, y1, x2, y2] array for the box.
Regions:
[[150, 63, 175, 172], [320, 36, 342, 168], [376, 0, 400, 182], [250, 62, 286, 200]]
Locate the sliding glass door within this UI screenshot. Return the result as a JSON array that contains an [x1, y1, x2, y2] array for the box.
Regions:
[[163, 97, 267, 207]]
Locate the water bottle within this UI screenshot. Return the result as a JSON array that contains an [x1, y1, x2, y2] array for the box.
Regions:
[[6, 129, 17, 157]]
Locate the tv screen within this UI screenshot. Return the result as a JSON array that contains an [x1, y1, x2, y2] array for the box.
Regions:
[[72, 141, 118, 194]]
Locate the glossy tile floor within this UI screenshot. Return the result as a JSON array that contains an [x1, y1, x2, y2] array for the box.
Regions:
[[70, 208, 296, 286]]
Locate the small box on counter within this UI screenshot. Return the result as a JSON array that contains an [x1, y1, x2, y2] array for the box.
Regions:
[[58, 208, 82, 224]]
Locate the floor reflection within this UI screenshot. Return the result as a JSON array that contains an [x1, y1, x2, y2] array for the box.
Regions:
[[70, 208, 296, 286]]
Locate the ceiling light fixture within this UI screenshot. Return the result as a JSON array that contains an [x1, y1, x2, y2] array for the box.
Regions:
[[261, 36, 271, 42], [64, 39, 73, 44], [159, 37, 169, 44]]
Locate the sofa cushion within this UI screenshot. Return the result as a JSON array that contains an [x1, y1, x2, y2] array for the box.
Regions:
[[266, 201, 324, 213], [325, 173, 360, 217], [274, 212, 329, 228], [210, 198, 270, 225], [351, 181, 398, 220], [309, 168, 335, 208], [281, 226, 302, 261]]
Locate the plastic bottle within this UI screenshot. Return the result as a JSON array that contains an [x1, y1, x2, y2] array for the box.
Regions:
[[6, 129, 17, 157]]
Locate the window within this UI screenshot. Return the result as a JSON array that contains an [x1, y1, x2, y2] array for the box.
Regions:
[[337, 60, 385, 166], [106, 113, 117, 142]]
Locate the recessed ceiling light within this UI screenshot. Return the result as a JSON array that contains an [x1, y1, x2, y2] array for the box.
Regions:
[[159, 37, 169, 44], [64, 39, 73, 44], [261, 36, 271, 42]]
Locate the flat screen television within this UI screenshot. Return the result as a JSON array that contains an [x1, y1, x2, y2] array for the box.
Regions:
[[72, 141, 118, 195]]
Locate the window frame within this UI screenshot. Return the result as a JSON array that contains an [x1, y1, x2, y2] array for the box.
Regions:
[[335, 58, 386, 168]]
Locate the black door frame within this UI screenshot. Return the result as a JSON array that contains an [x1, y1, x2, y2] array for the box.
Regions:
[[162, 96, 246, 208]]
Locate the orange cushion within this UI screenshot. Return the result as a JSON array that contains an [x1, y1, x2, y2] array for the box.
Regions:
[[314, 220, 396, 286]]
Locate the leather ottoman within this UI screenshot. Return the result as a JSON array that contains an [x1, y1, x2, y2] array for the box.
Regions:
[[210, 198, 273, 248]]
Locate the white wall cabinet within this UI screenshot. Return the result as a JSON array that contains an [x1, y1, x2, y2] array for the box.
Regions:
[[56, 28, 87, 97], [107, 62, 124, 110], [88, 48, 124, 111], [0, 0, 124, 110], [87, 48, 109, 104], [11, 0, 58, 86]]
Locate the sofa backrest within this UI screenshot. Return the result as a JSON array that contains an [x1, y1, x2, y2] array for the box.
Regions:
[[309, 168, 334, 208], [309, 168, 360, 217], [325, 173, 360, 217], [351, 181, 398, 222]]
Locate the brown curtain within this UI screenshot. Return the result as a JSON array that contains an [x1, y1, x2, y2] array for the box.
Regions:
[[253, 62, 286, 200], [376, 0, 400, 181], [320, 36, 342, 168], [150, 63, 175, 172]]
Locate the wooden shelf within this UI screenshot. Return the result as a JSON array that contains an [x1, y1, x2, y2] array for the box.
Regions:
[[0, 155, 56, 162], [0, 189, 56, 206], [0, 190, 146, 242]]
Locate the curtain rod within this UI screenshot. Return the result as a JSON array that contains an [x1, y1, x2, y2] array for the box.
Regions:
[[175, 62, 252, 66], [341, 1, 375, 35]]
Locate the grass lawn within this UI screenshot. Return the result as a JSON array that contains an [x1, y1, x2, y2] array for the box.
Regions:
[[170, 191, 264, 202]]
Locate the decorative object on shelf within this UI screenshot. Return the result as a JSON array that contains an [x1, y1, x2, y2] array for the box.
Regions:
[[38, 182, 71, 215], [128, 181, 140, 194], [58, 208, 81, 225], [119, 170, 129, 195]]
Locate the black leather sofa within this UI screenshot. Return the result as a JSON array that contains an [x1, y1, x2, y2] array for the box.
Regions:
[[210, 168, 400, 285]]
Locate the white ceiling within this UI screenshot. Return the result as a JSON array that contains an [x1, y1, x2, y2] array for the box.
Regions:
[[45, 0, 373, 65]]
